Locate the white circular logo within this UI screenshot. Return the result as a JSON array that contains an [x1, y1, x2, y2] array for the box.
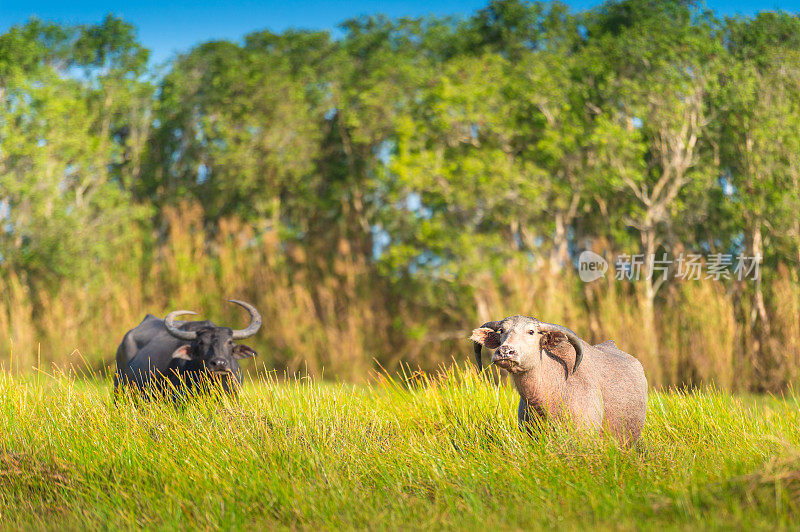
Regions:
[[578, 250, 608, 282]]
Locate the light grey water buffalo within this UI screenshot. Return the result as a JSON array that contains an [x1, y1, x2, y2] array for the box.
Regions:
[[114, 300, 261, 398], [471, 315, 647, 446]]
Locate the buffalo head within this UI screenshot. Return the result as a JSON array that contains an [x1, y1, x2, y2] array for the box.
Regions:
[[164, 299, 261, 381]]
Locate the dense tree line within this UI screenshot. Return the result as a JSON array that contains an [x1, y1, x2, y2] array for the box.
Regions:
[[1, 1, 799, 389]]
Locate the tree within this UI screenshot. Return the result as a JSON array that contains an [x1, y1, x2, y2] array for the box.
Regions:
[[387, 52, 527, 278], [720, 13, 800, 386], [72, 15, 153, 193], [0, 19, 148, 285], [145, 39, 320, 228], [585, 0, 723, 354]]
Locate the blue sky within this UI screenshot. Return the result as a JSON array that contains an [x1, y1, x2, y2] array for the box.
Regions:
[[2, 1, 799, 64]]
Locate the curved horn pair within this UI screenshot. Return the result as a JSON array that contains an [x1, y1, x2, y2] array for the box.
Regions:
[[164, 300, 262, 341]]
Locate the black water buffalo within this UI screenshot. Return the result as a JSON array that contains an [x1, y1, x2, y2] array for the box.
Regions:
[[114, 300, 261, 398]]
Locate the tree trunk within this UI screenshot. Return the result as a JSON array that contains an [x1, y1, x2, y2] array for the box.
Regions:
[[750, 220, 770, 335], [550, 211, 568, 271], [641, 227, 657, 325], [639, 226, 661, 384], [743, 219, 773, 390], [550, 193, 580, 272]]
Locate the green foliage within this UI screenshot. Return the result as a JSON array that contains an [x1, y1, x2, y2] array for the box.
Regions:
[[719, 17, 800, 264], [146, 39, 320, 225], [0, 19, 150, 284], [72, 15, 149, 76]]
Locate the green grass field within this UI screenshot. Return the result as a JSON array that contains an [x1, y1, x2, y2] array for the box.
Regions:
[[1, 367, 799, 530]]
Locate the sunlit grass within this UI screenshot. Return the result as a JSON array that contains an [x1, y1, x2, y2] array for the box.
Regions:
[[1, 366, 799, 529]]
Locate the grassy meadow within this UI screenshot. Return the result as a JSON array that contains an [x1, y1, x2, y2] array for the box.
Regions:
[[4, 4, 800, 529], [2, 366, 799, 530]]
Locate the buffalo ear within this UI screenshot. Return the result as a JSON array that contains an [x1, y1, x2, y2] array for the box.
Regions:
[[470, 327, 502, 349], [233, 344, 257, 359], [171, 345, 192, 361], [540, 332, 577, 374]]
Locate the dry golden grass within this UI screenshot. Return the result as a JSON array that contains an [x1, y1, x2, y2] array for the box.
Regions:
[[1, 202, 798, 391]]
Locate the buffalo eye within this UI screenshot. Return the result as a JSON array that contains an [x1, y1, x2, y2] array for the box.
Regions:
[[528, 330, 535, 335]]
